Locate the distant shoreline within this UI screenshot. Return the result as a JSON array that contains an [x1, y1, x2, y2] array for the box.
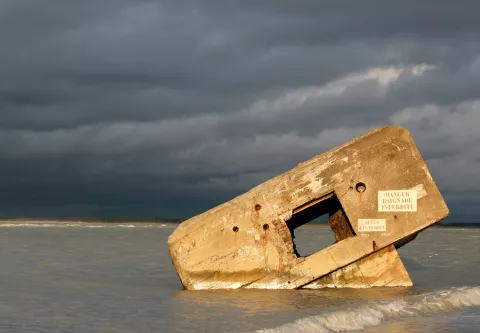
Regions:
[[0, 218, 182, 224], [434, 222, 480, 228]]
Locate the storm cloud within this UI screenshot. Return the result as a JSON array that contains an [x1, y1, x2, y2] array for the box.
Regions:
[[1, 1, 480, 221]]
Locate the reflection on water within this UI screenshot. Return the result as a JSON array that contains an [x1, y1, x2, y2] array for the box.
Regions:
[[174, 286, 417, 313]]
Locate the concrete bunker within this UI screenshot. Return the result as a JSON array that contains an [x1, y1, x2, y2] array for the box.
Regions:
[[168, 126, 450, 290]]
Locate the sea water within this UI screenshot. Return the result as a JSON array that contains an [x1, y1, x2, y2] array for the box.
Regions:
[[0, 223, 478, 332]]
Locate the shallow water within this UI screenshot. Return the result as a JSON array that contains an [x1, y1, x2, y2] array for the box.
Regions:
[[0, 223, 478, 332]]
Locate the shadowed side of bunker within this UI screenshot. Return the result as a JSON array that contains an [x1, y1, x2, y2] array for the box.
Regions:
[[168, 126, 449, 290]]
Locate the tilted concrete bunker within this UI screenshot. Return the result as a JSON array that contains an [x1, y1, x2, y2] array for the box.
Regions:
[[168, 126, 449, 290]]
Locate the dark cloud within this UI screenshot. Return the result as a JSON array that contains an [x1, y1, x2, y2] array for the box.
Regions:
[[1, 1, 480, 221]]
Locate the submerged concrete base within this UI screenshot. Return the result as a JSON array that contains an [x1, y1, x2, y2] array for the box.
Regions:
[[304, 245, 412, 289]]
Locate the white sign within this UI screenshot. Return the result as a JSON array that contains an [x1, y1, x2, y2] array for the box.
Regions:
[[378, 190, 417, 212], [358, 219, 386, 232]]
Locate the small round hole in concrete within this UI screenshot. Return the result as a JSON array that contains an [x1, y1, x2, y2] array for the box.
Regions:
[[356, 182, 366, 193], [233, 226, 239, 232], [263, 224, 269, 231], [255, 204, 262, 211]]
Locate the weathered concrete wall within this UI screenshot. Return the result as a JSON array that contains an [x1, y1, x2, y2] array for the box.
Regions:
[[168, 126, 449, 290]]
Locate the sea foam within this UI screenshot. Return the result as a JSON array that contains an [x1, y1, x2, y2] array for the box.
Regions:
[[257, 287, 480, 333]]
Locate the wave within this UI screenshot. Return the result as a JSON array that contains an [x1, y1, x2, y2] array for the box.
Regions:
[[256, 287, 480, 333]]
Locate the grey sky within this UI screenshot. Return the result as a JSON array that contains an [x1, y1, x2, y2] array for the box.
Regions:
[[1, 1, 480, 221]]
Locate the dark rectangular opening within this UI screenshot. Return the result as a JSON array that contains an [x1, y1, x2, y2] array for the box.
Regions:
[[285, 193, 356, 257]]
